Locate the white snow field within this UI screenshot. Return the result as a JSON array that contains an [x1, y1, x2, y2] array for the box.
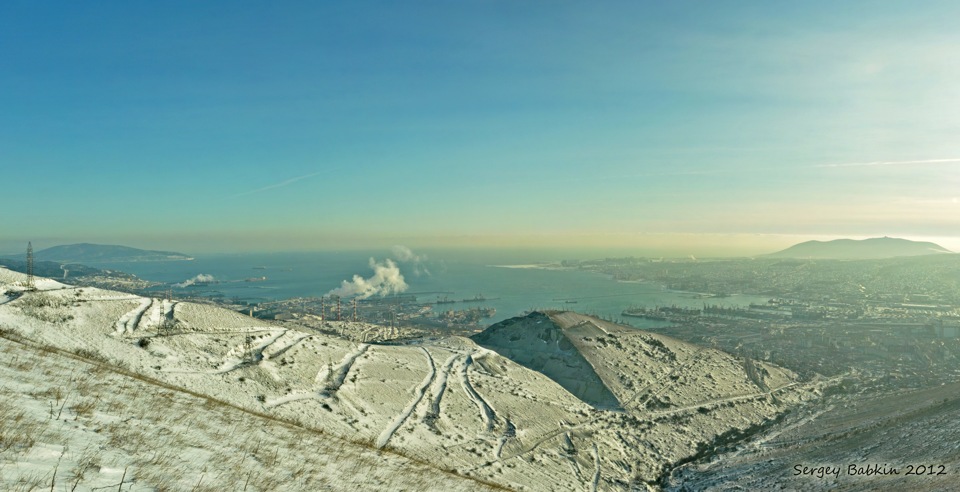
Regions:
[[0, 267, 825, 490]]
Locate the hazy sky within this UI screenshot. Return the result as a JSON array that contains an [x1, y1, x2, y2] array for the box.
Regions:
[[3, 1, 959, 255]]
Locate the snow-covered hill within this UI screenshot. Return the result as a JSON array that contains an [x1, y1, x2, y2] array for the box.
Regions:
[[0, 267, 824, 490]]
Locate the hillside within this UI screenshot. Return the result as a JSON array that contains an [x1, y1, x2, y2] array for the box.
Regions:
[[0, 267, 823, 490], [31, 243, 193, 263], [473, 311, 799, 417], [767, 237, 952, 259], [665, 380, 960, 491], [0, 334, 499, 492], [0, 257, 105, 279]]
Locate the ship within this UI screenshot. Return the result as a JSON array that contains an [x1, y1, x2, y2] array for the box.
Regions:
[[622, 305, 700, 320], [621, 307, 666, 321], [462, 294, 500, 302]]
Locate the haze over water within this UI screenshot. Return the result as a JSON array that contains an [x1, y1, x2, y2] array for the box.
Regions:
[[87, 250, 770, 327]]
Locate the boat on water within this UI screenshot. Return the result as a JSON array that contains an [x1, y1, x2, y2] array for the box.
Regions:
[[622, 305, 700, 320], [621, 308, 666, 321], [462, 294, 500, 302]]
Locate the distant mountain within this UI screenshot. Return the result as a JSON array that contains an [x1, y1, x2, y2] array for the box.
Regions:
[[33, 243, 193, 263], [766, 237, 952, 259]]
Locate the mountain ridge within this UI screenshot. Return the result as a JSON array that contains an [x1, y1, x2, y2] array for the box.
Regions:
[[31, 243, 193, 263], [766, 237, 952, 259]]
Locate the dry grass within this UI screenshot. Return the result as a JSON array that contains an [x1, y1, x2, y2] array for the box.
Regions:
[[0, 402, 36, 456], [69, 398, 97, 419], [0, 325, 510, 492], [7, 473, 47, 492]]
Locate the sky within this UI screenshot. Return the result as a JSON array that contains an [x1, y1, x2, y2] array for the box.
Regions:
[[2, 1, 959, 256]]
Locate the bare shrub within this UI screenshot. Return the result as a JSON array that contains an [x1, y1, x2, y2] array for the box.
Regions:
[[74, 348, 108, 363], [18, 293, 74, 324]]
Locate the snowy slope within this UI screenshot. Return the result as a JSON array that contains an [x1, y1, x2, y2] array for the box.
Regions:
[[0, 335, 501, 491], [0, 267, 824, 490]]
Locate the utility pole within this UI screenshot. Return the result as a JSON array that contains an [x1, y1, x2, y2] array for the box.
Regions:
[[352, 298, 358, 322], [162, 289, 173, 334], [320, 297, 325, 321], [336, 296, 341, 321], [26, 242, 35, 290]]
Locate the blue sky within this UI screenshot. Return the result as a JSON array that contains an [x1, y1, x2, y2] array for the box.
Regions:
[[3, 1, 959, 255]]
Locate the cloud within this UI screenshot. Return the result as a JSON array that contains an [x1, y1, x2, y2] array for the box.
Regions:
[[904, 196, 960, 206], [327, 258, 408, 299], [816, 158, 960, 168], [175, 274, 216, 288]]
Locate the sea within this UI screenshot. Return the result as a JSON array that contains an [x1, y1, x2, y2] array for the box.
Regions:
[[85, 250, 771, 329]]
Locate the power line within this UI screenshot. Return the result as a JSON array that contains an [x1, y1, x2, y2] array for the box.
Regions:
[[26, 242, 35, 290]]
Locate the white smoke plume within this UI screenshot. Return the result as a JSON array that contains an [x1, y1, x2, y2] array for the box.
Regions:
[[328, 258, 408, 300], [391, 245, 418, 262], [175, 274, 216, 288], [391, 245, 430, 276]]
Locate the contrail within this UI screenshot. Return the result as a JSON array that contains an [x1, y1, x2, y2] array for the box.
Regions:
[[232, 171, 326, 198], [816, 158, 960, 168]]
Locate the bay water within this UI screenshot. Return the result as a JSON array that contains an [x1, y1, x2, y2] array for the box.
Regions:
[[87, 250, 769, 328]]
